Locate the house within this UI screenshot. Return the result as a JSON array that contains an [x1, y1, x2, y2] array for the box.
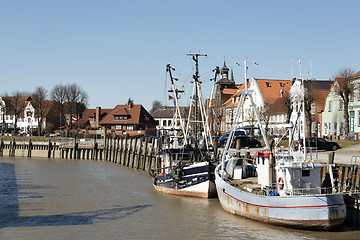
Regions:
[[290, 79, 333, 139], [0, 96, 60, 135], [79, 104, 157, 137], [151, 106, 190, 133], [214, 61, 244, 134], [241, 78, 292, 136], [223, 84, 247, 132], [322, 72, 360, 138], [77, 107, 113, 129]]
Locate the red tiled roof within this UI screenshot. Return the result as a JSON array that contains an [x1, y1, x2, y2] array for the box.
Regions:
[[255, 79, 292, 104], [100, 104, 156, 125], [2, 96, 32, 114]]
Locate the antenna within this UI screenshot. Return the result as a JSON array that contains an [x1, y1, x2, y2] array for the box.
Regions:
[[299, 60, 302, 79], [310, 57, 313, 79], [236, 60, 258, 89], [290, 58, 294, 78]]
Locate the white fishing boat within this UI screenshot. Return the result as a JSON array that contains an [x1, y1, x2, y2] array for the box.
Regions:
[[151, 53, 217, 198], [215, 62, 346, 229]]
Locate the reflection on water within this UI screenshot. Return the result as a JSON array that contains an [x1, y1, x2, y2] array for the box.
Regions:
[[0, 157, 358, 240]]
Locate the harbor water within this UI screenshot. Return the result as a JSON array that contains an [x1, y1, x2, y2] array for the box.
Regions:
[[0, 156, 359, 240]]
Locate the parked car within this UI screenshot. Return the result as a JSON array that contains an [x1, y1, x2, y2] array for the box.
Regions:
[[218, 129, 246, 147], [218, 133, 261, 149], [294, 138, 340, 151]]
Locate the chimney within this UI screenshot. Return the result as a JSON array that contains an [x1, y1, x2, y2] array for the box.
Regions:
[[95, 107, 101, 128]]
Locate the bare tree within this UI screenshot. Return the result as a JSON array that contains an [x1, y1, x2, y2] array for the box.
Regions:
[[283, 90, 293, 123], [303, 86, 318, 138], [332, 67, 358, 136], [32, 86, 48, 136], [260, 103, 277, 137], [51, 83, 88, 137], [245, 108, 258, 136]]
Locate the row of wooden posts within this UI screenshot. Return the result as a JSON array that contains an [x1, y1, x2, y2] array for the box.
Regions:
[[0, 137, 161, 171], [325, 160, 360, 224]]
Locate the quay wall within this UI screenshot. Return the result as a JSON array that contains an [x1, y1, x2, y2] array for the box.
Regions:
[[0, 136, 159, 172]]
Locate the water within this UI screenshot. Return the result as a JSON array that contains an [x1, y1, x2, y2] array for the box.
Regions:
[[0, 157, 359, 240]]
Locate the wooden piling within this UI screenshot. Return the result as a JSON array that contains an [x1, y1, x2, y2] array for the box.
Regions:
[[137, 139, 142, 170], [47, 140, 52, 158], [148, 138, 155, 170], [0, 139, 3, 156], [131, 138, 138, 168], [127, 137, 133, 167], [142, 137, 149, 171]]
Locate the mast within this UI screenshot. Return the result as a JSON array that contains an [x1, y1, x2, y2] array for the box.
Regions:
[[166, 64, 187, 140], [208, 66, 220, 137], [187, 51, 207, 145], [221, 60, 269, 176]]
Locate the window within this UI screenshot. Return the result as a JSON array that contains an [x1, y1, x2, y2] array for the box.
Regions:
[[127, 125, 134, 130], [114, 115, 127, 120], [265, 82, 271, 87], [339, 100, 343, 111], [328, 101, 332, 112], [350, 92, 354, 102], [324, 123, 328, 135], [312, 122, 316, 133], [115, 125, 122, 130], [302, 170, 310, 177], [280, 82, 284, 87], [311, 103, 316, 114]]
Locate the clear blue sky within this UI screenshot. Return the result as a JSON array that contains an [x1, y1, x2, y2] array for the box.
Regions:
[[0, 0, 359, 111]]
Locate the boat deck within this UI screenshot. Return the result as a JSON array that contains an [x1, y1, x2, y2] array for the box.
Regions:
[[225, 176, 264, 194]]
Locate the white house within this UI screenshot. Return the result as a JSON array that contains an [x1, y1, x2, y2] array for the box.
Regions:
[[0, 96, 60, 135], [290, 79, 333, 140], [322, 73, 360, 138], [241, 78, 292, 136]]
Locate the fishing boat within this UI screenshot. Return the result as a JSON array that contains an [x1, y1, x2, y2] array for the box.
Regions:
[[214, 62, 346, 229], [150, 53, 217, 198]]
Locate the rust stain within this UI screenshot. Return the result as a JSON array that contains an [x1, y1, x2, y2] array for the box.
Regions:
[[263, 208, 268, 217], [256, 206, 260, 216], [245, 203, 250, 213]]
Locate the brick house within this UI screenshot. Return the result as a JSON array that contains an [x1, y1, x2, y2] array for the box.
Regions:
[[78, 104, 157, 136]]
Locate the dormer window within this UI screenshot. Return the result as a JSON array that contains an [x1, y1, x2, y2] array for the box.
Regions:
[[26, 111, 32, 117], [265, 82, 271, 87], [280, 82, 284, 87], [114, 115, 128, 120]]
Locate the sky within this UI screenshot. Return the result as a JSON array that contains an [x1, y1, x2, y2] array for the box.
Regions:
[[0, 0, 359, 111]]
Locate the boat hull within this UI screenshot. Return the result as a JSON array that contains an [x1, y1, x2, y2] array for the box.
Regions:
[[215, 167, 346, 229], [153, 162, 217, 199]]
